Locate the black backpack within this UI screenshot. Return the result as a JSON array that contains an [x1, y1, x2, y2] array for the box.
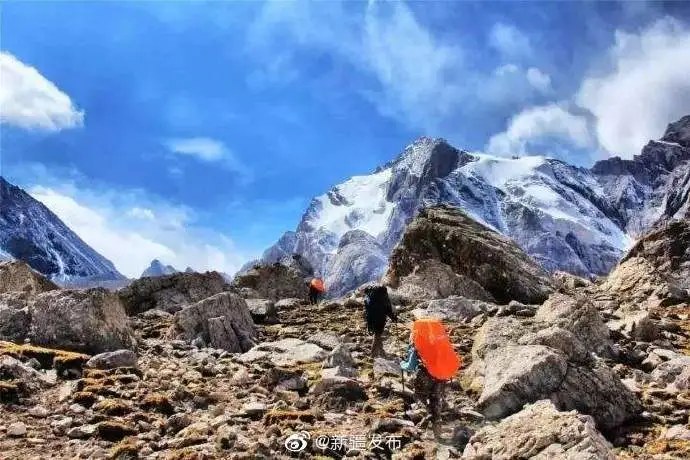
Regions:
[[363, 285, 394, 333]]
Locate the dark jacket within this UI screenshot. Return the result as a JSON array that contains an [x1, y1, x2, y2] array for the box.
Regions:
[[363, 285, 397, 334]]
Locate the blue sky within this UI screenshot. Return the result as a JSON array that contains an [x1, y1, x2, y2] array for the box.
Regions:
[[1, 1, 689, 277]]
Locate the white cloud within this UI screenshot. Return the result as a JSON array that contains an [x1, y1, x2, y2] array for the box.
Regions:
[[526, 67, 552, 93], [576, 17, 690, 158], [0, 52, 84, 131], [361, 1, 464, 127], [489, 23, 533, 59], [167, 137, 227, 162], [27, 178, 250, 278], [165, 137, 253, 182], [486, 103, 593, 156]]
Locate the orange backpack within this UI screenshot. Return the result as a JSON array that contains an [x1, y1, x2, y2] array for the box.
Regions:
[[412, 318, 461, 381], [310, 278, 326, 293]]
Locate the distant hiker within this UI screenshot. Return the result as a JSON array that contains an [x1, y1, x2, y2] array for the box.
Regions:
[[309, 278, 326, 305], [400, 318, 461, 434], [363, 284, 397, 357]]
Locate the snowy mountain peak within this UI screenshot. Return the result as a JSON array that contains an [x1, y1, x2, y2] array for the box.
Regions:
[[141, 259, 178, 278], [255, 116, 690, 297], [0, 176, 125, 284]]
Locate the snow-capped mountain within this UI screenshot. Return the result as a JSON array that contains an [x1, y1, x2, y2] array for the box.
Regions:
[[141, 259, 179, 278], [258, 115, 690, 298], [0, 177, 125, 284]]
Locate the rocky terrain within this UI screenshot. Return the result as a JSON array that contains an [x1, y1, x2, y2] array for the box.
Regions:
[[1, 207, 689, 459], [253, 115, 690, 297]]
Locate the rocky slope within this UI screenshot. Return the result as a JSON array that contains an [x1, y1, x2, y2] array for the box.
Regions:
[[256, 116, 690, 298], [0, 177, 125, 285], [1, 208, 688, 459]]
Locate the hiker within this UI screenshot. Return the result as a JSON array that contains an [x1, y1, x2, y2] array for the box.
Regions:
[[363, 284, 397, 357], [309, 278, 325, 305], [400, 318, 461, 434]]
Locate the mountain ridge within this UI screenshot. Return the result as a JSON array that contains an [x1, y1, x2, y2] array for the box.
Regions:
[[0, 176, 125, 285], [254, 115, 690, 297]]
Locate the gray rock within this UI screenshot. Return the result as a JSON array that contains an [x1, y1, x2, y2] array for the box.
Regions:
[[608, 311, 659, 342], [67, 424, 96, 439], [651, 356, 690, 386], [373, 358, 401, 377], [29, 288, 136, 354], [518, 326, 590, 364], [535, 294, 613, 358], [119, 271, 229, 315], [245, 299, 278, 324], [321, 366, 358, 379], [28, 406, 49, 418], [274, 298, 303, 310], [241, 402, 268, 418], [86, 349, 137, 370], [672, 366, 690, 390], [7, 422, 27, 437], [415, 296, 489, 322], [327, 344, 356, 369], [0, 261, 58, 297], [0, 294, 31, 342], [307, 332, 341, 351], [662, 425, 690, 441], [477, 345, 568, 420], [385, 206, 554, 304], [234, 263, 309, 301], [0, 356, 55, 390], [463, 400, 615, 460], [173, 292, 257, 353], [239, 338, 328, 367], [258, 367, 308, 391], [167, 413, 192, 435]]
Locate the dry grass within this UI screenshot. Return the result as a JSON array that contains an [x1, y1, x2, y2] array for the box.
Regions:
[[93, 398, 132, 416], [263, 410, 317, 425], [0, 341, 89, 370], [108, 438, 139, 459], [72, 391, 98, 407], [97, 421, 137, 442], [141, 393, 175, 415]]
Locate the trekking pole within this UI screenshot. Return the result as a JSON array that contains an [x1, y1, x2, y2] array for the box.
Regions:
[[400, 367, 410, 417]]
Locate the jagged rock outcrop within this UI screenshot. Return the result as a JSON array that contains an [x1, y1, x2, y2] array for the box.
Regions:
[[463, 400, 615, 460], [385, 206, 554, 304], [29, 288, 136, 354], [233, 262, 310, 301], [172, 292, 257, 352], [0, 264, 135, 354], [0, 261, 58, 297], [597, 219, 690, 310], [469, 293, 640, 430], [118, 271, 229, 315], [413, 296, 491, 322]]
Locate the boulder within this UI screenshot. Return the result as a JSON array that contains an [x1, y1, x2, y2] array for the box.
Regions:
[[119, 271, 229, 315], [384, 206, 554, 304], [598, 219, 690, 310], [0, 293, 31, 342], [607, 311, 659, 342], [86, 350, 137, 370], [535, 294, 613, 358], [463, 400, 615, 460], [275, 298, 303, 310], [0, 261, 58, 297], [245, 299, 278, 324], [239, 338, 328, 367], [414, 296, 490, 322], [173, 292, 257, 353], [306, 332, 341, 351], [326, 344, 356, 369], [0, 355, 55, 391], [29, 288, 136, 354], [651, 356, 690, 386], [552, 271, 592, 292], [477, 345, 568, 420], [233, 263, 309, 301], [391, 260, 495, 303]]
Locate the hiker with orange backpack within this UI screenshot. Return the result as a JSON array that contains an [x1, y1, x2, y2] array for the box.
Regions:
[[309, 278, 326, 305], [400, 318, 461, 433]]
